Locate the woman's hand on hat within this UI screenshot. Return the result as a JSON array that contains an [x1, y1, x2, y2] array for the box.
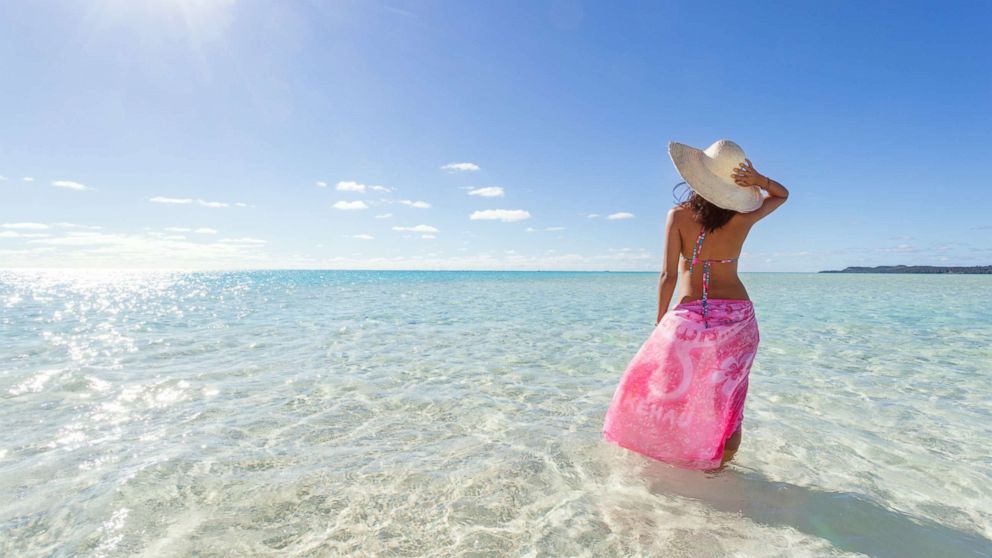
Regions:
[[731, 159, 768, 188]]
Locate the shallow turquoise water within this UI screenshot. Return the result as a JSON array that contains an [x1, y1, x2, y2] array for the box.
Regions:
[[1, 270, 990, 557]]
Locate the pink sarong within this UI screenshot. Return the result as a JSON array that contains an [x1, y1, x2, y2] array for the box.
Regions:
[[603, 299, 760, 470]]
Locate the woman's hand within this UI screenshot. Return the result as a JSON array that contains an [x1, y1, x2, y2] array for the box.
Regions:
[[731, 159, 769, 189]]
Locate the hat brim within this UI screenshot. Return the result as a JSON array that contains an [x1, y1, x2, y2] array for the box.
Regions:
[[668, 142, 763, 213]]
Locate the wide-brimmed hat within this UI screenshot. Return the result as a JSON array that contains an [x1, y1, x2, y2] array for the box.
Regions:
[[668, 139, 763, 213]]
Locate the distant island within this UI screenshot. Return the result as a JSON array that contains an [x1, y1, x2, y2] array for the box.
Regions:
[[820, 265, 992, 274]]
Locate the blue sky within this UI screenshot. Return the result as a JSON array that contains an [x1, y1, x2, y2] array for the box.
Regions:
[[1, 0, 989, 271]]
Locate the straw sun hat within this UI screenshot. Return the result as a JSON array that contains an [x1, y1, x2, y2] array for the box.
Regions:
[[668, 139, 763, 213]]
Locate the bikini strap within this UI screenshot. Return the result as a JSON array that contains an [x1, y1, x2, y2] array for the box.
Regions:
[[689, 225, 706, 272], [688, 226, 711, 328]]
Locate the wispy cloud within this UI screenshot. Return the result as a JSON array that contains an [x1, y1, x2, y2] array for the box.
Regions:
[[305, 249, 661, 271], [197, 199, 229, 208], [52, 180, 91, 191], [150, 197, 234, 208], [164, 227, 218, 234], [350, 234, 375, 240], [2, 229, 275, 269], [54, 223, 102, 230], [383, 5, 417, 17], [22, 177, 34, 182], [0, 231, 50, 238], [337, 180, 367, 193], [336, 181, 395, 194], [3, 222, 50, 230], [603, 247, 653, 260], [607, 212, 635, 220], [315, 181, 328, 188], [150, 197, 193, 205], [468, 187, 505, 198], [392, 225, 439, 233], [441, 162, 480, 172], [333, 200, 369, 210], [587, 213, 600, 219], [874, 243, 919, 254], [469, 209, 531, 222], [218, 237, 267, 245], [375, 213, 393, 219], [525, 226, 565, 232], [398, 199, 431, 209], [421, 234, 436, 239], [0, 175, 7, 181]]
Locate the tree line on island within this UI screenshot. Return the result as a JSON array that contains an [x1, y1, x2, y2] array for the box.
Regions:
[[819, 265, 992, 274]]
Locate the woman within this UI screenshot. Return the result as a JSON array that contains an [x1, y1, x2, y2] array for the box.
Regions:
[[603, 139, 789, 470]]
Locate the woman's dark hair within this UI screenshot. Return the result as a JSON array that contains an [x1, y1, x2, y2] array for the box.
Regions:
[[673, 182, 737, 232]]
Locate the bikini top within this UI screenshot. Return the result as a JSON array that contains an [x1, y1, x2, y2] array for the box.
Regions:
[[687, 225, 738, 328]]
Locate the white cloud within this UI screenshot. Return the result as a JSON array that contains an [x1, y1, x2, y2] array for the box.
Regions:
[[54, 223, 102, 230], [441, 162, 480, 172], [469, 209, 531, 222], [392, 225, 439, 233], [315, 181, 328, 188], [0, 231, 50, 238], [28, 233, 114, 246], [52, 180, 91, 191], [22, 177, 35, 182], [336, 181, 367, 193], [351, 234, 375, 240], [333, 200, 369, 210], [150, 197, 193, 205], [296, 249, 661, 271], [152, 197, 234, 208], [0, 175, 6, 181], [468, 187, 505, 198], [3, 222, 50, 230], [335, 181, 392, 193], [874, 244, 919, 254], [235, 202, 249, 208], [525, 226, 565, 232], [6, 229, 275, 269], [587, 213, 600, 219], [422, 234, 436, 239], [375, 213, 393, 219], [398, 200, 431, 209], [607, 212, 635, 220], [197, 199, 229, 208], [164, 226, 216, 234], [218, 237, 267, 245]]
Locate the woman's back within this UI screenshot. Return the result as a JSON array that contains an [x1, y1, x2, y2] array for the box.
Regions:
[[673, 206, 753, 304]]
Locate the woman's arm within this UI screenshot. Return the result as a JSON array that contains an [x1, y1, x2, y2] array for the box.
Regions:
[[656, 208, 681, 324], [732, 159, 789, 222]]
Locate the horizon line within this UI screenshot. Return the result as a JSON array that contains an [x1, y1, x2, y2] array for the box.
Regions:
[[0, 267, 962, 274]]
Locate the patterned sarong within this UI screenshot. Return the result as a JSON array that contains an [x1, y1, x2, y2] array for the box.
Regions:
[[603, 299, 760, 469]]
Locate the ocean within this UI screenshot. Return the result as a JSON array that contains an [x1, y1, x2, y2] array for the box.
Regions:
[[1, 270, 989, 557]]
